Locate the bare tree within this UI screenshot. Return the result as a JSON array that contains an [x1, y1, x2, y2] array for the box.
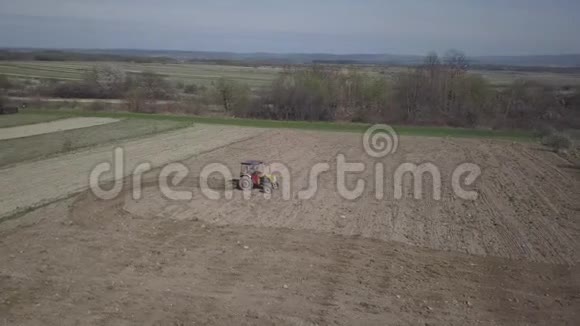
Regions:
[[83, 65, 126, 98], [213, 78, 250, 115], [215, 78, 235, 112], [136, 71, 174, 100], [422, 51, 441, 79], [443, 49, 469, 76]]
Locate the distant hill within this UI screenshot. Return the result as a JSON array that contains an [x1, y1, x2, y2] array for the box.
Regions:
[[80, 49, 580, 67], [2, 48, 580, 67], [470, 55, 580, 67], [71, 49, 427, 65]]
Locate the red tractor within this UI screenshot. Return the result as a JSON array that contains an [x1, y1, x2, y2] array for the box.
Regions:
[[238, 160, 278, 194]]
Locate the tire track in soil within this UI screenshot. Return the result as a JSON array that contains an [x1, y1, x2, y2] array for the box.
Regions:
[[517, 145, 579, 211], [465, 140, 537, 261], [485, 143, 578, 264], [479, 143, 557, 262], [427, 138, 578, 264]]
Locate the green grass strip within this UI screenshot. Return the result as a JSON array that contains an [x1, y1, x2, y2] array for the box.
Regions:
[[22, 109, 535, 141]]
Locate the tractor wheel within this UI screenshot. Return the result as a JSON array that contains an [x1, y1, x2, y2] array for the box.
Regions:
[[238, 175, 252, 190], [263, 183, 272, 194]]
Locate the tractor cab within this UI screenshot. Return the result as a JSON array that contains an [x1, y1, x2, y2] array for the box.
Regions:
[[240, 160, 266, 176]]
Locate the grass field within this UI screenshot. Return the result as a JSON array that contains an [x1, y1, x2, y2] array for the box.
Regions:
[[0, 107, 538, 168], [0, 116, 190, 166], [21, 109, 535, 141], [1, 61, 579, 88]]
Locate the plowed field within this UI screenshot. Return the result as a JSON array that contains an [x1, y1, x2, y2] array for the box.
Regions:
[[1, 128, 578, 325]]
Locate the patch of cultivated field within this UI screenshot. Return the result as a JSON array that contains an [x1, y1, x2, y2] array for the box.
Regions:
[[0, 117, 119, 140], [2, 60, 580, 88], [0, 113, 67, 128], [0, 127, 578, 324], [0, 118, 190, 167], [0, 124, 266, 218], [0, 61, 281, 88]]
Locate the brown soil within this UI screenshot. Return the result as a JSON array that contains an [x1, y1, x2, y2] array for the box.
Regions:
[[1, 129, 579, 325]]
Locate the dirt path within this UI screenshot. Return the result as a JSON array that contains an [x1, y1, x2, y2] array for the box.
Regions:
[[0, 117, 119, 140], [0, 129, 578, 325], [0, 124, 266, 218]]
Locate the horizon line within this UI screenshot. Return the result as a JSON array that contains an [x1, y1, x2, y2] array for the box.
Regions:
[[2, 46, 580, 58]]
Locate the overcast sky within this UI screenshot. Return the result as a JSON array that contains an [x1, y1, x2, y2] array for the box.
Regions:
[[0, 0, 578, 55]]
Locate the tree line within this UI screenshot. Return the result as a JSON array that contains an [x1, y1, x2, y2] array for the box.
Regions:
[[1, 52, 579, 130], [231, 51, 579, 130]]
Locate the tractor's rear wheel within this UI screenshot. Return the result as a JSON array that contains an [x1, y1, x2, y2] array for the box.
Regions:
[[239, 175, 252, 190]]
